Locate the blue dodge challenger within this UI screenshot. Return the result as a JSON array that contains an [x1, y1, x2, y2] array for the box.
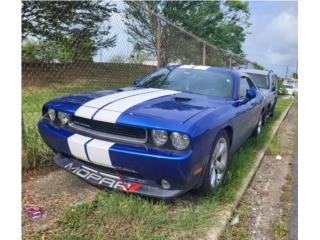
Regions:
[[38, 65, 264, 199]]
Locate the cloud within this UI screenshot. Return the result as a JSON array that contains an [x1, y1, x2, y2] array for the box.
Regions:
[[243, 2, 298, 77]]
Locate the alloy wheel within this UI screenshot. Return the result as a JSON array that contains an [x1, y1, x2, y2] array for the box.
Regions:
[[209, 137, 228, 188]]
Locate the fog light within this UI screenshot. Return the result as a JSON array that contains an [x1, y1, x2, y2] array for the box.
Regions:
[[161, 179, 171, 189]]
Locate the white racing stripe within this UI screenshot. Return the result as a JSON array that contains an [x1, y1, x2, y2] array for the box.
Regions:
[[86, 139, 114, 167], [83, 88, 160, 108], [193, 66, 210, 70], [179, 65, 195, 69], [75, 88, 160, 119], [74, 106, 99, 120], [91, 110, 122, 124], [68, 134, 115, 167], [93, 89, 179, 123], [67, 134, 92, 161]]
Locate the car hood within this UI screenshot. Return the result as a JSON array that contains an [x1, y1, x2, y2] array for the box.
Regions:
[[45, 87, 228, 126]]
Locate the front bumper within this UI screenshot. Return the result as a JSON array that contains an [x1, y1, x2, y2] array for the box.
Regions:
[[38, 118, 205, 198], [54, 153, 187, 199]]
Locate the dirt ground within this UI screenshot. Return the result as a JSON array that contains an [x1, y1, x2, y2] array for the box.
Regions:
[[22, 168, 99, 239], [221, 99, 297, 240]]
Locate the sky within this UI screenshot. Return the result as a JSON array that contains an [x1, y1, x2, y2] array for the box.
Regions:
[[243, 1, 298, 78], [95, 1, 298, 78]]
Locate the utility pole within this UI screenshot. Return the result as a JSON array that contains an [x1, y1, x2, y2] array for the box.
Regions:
[[202, 42, 206, 66], [285, 65, 289, 79]]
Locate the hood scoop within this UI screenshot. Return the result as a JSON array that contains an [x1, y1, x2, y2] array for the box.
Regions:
[[174, 96, 192, 102]]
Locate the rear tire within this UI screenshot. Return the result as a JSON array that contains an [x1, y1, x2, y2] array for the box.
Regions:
[[262, 110, 267, 126], [269, 105, 275, 118], [253, 114, 263, 137], [197, 131, 229, 195]]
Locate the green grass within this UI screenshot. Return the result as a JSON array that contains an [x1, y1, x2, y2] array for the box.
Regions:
[[22, 80, 129, 170], [267, 133, 281, 155], [27, 98, 292, 240]]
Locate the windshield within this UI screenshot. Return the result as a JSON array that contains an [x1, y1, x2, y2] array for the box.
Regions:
[[246, 73, 269, 89], [139, 67, 234, 98]]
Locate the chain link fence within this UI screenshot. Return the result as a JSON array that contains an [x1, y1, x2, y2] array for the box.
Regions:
[[22, 1, 254, 170]]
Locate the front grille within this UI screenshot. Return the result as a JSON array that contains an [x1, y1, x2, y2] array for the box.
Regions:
[[68, 116, 147, 144]]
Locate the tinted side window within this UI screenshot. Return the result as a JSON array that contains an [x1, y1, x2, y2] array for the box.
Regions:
[[239, 77, 250, 98]]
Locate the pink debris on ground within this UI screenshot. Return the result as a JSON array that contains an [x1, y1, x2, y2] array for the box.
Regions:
[[26, 206, 46, 219]]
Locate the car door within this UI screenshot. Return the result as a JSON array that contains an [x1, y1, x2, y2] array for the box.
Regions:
[[246, 77, 263, 130], [234, 76, 259, 143]]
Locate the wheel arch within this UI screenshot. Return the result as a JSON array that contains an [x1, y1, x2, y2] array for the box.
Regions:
[[223, 125, 233, 149]]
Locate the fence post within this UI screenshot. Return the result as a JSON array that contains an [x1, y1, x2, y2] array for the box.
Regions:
[[156, 17, 161, 68], [202, 42, 206, 66], [229, 57, 232, 69]]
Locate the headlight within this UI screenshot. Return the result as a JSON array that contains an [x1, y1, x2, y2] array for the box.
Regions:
[[170, 132, 190, 150], [57, 112, 70, 125], [151, 129, 168, 146], [48, 109, 56, 121]]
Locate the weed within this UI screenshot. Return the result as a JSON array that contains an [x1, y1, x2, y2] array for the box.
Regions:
[[270, 221, 288, 240]]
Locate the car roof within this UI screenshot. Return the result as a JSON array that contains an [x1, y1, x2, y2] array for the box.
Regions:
[[237, 68, 271, 76], [167, 64, 238, 75]]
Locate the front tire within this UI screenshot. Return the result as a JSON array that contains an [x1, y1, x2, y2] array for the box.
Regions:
[[197, 131, 229, 195]]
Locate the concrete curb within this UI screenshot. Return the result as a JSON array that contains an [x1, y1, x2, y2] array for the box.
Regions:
[[206, 100, 294, 240]]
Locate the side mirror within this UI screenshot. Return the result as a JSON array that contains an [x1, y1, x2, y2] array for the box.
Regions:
[[271, 86, 276, 92], [246, 88, 256, 99], [133, 79, 141, 86]]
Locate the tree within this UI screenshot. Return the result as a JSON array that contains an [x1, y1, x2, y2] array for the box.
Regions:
[[109, 55, 126, 63], [22, 40, 60, 63], [252, 62, 265, 70], [22, 1, 117, 62], [124, 0, 251, 67], [124, 1, 173, 66], [129, 43, 150, 64], [163, 1, 250, 55]]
